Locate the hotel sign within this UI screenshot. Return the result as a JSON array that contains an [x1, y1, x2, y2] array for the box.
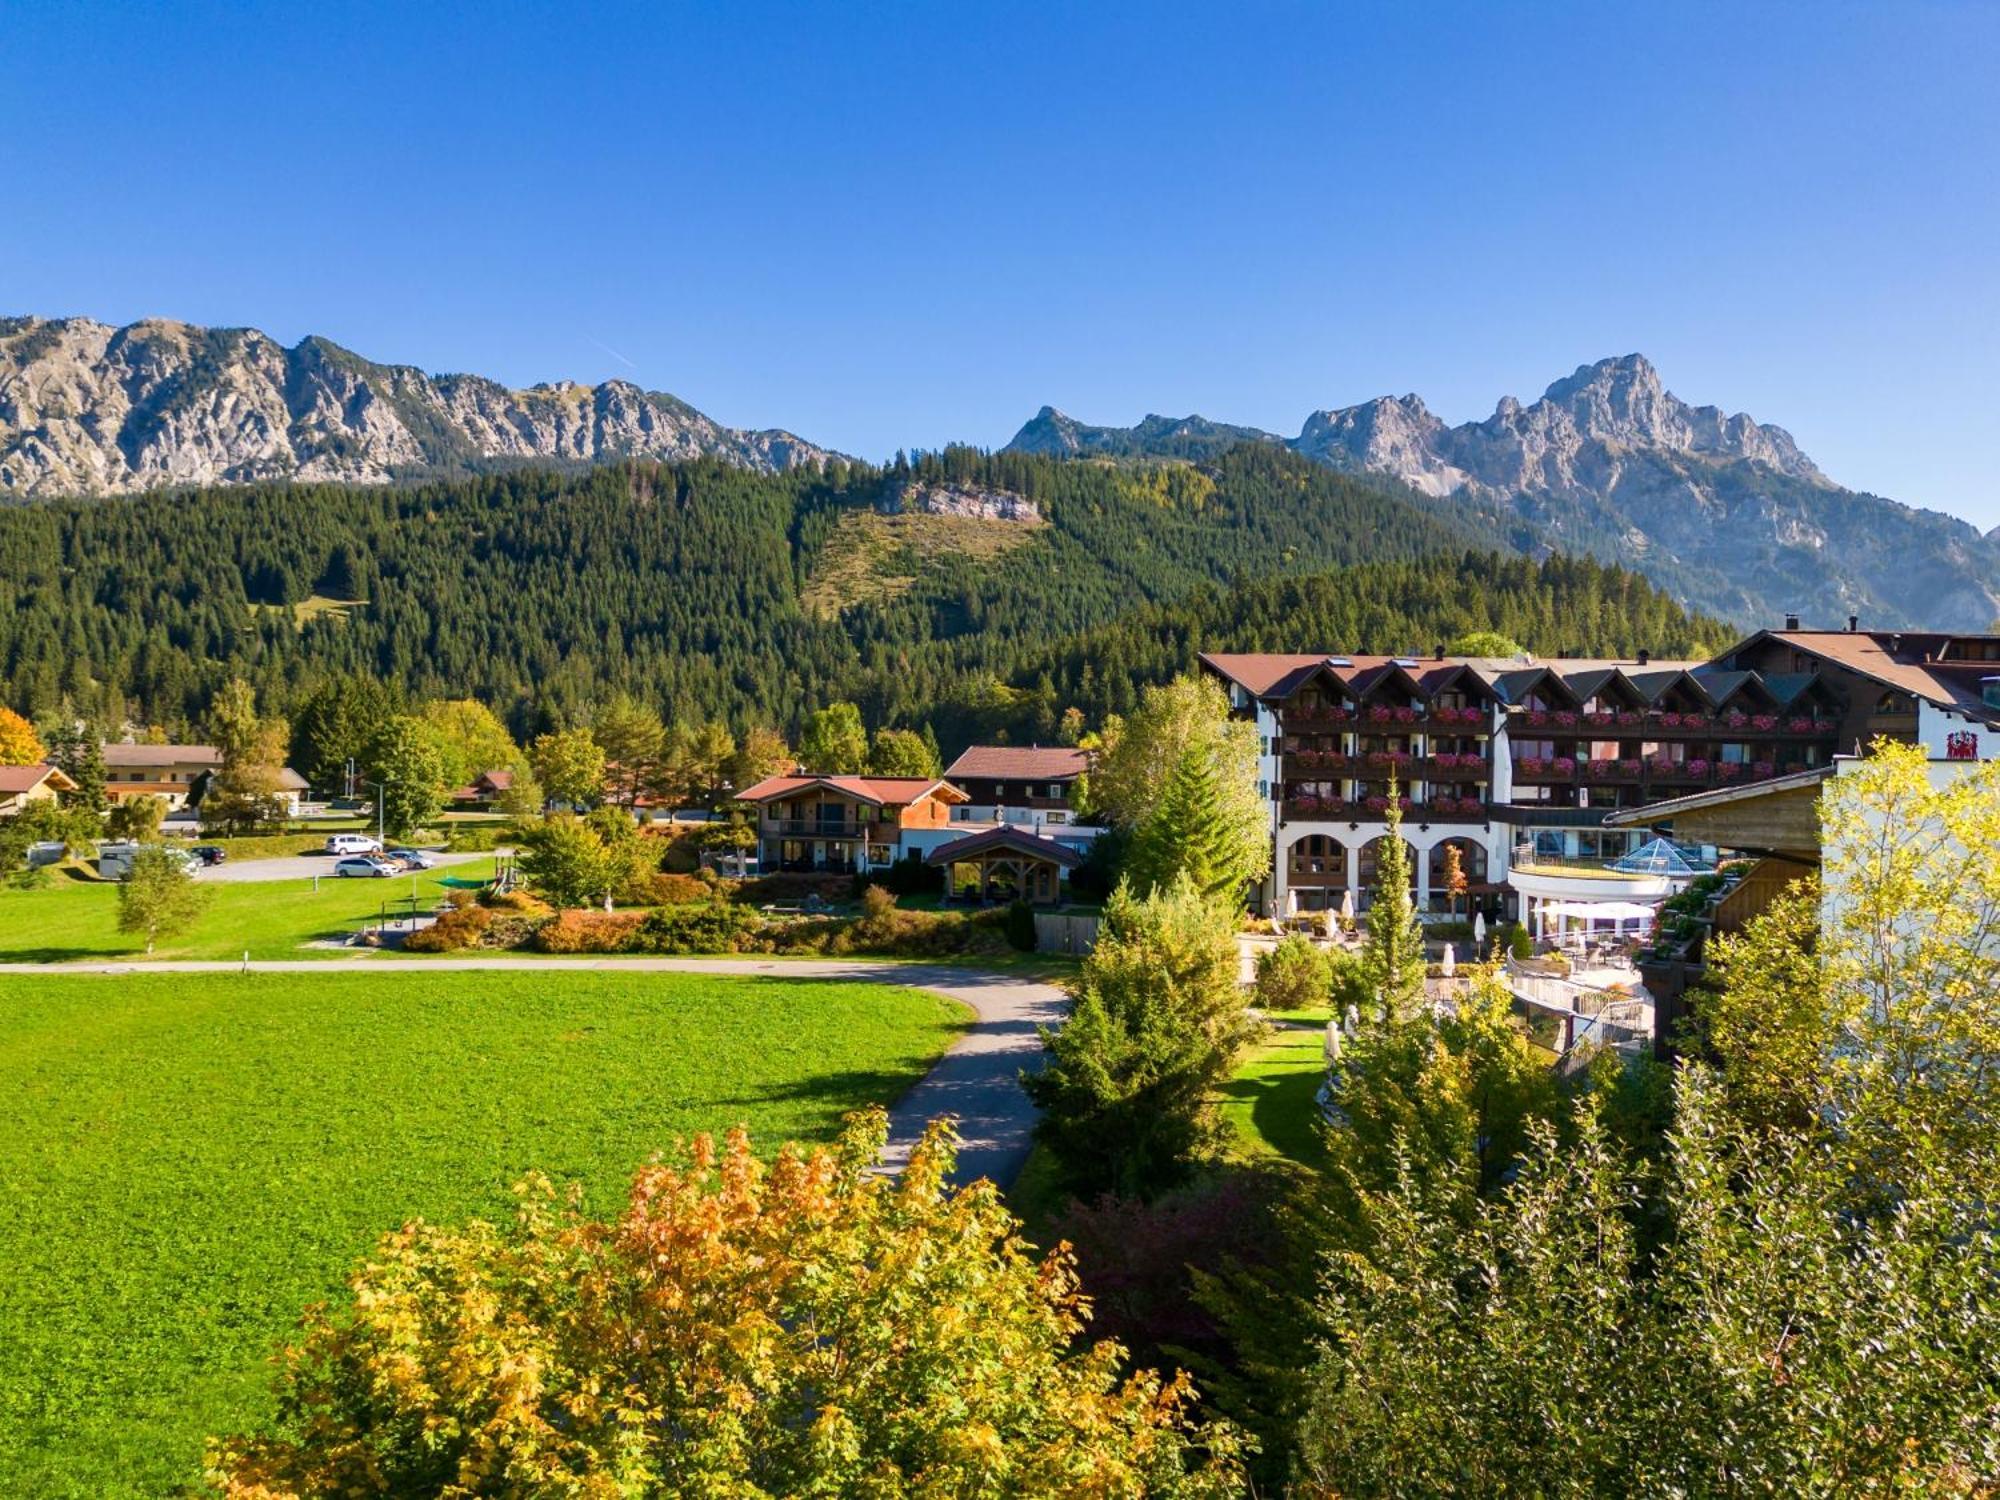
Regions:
[[1946, 730, 1980, 760]]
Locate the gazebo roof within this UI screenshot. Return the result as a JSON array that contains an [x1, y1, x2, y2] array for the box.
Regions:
[[923, 826, 1084, 869]]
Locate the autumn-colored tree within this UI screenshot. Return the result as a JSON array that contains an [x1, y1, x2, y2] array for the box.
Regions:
[[208, 1112, 1245, 1498], [0, 705, 46, 765], [1440, 842, 1467, 920]]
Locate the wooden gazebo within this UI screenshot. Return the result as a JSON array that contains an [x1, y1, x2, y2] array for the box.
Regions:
[[926, 826, 1082, 906]]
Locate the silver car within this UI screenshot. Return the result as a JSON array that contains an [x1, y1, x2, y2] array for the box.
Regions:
[[333, 855, 399, 878]]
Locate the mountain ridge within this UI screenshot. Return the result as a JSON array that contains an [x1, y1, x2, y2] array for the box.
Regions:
[[0, 314, 839, 497], [1006, 354, 2000, 630]]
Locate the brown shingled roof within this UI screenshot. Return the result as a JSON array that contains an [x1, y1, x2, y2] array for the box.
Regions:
[[943, 745, 1089, 781]]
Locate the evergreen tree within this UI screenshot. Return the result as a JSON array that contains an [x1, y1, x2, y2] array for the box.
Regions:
[[1125, 742, 1257, 905], [1359, 776, 1426, 1023], [1024, 874, 1260, 1199]]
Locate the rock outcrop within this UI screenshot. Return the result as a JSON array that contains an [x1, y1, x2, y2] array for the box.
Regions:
[[1006, 355, 2000, 630], [0, 315, 837, 497]]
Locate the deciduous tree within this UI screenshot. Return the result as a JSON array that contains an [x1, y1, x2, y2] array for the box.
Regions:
[[529, 726, 606, 808], [868, 725, 941, 777], [206, 1112, 1246, 1498], [798, 701, 868, 774], [363, 715, 447, 841], [0, 706, 45, 765], [117, 845, 209, 954]]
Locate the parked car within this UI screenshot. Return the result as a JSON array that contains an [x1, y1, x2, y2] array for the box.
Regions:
[[384, 847, 437, 870], [189, 845, 227, 866], [333, 855, 399, 878], [96, 842, 197, 881], [325, 833, 382, 856]]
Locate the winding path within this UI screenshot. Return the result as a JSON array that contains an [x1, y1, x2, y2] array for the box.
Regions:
[[0, 956, 1068, 1187]]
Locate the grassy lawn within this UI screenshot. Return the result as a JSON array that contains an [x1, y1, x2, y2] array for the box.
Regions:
[[0, 968, 969, 1496], [1218, 1022, 1332, 1166], [0, 860, 496, 962]]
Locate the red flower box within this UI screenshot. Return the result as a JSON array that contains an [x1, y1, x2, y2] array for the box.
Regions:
[[1751, 760, 1776, 779], [1617, 711, 1643, 728], [1751, 715, 1778, 733], [1659, 711, 1682, 728], [1551, 756, 1576, 776], [1787, 717, 1816, 734]]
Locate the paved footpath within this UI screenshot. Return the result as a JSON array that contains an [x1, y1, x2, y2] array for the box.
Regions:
[[0, 956, 1067, 1188]]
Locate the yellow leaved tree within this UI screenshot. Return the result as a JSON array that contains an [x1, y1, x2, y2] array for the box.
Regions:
[[208, 1110, 1245, 1498]]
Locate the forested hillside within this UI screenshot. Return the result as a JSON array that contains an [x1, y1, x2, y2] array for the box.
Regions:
[[0, 446, 1723, 748]]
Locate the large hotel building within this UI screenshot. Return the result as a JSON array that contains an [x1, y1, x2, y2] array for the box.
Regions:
[[1201, 622, 2000, 927]]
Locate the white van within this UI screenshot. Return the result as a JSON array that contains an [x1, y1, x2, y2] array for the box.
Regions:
[[325, 833, 382, 856], [97, 843, 196, 881]]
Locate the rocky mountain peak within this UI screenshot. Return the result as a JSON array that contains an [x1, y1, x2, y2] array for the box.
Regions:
[[0, 314, 838, 497]]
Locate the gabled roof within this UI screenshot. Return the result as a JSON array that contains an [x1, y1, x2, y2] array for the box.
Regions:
[[0, 763, 75, 795], [944, 745, 1090, 781], [923, 825, 1084, 868], [735, 774, 969, 806], [1724, 629, 1999, 721], [100, 742, 223, 768], [1199, 653, 1338, 699], [1626, 667, 1715, 709]]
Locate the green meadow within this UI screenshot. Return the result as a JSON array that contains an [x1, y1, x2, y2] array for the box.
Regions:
[[0, 969, 968, 1497], [0, 860, 496, 963]]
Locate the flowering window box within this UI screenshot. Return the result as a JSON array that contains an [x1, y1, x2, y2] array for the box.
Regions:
[[1586, 711, 1615, 729], [1517, 757, 1545, 777], [1681, 714, 1709, 730], [1551, 757, 1576, 777], [1552, 711, 1579, 729], [1750, 761, 1776, 779], [1725, 711, 1748, 729], [1659, 711, 1682, 728], [1525, 710, 1550, 728], [1392, 707, 1417, 725], [1716, 762, 1742, 779], [1617, 711, 1644, 728], [1751, 715, 1778, 733], [1685, 758, 1711, 778], [1787, 717, 1818, 734]]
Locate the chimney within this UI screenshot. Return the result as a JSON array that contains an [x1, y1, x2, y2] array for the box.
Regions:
[[1784, 613, 1801, 632], [1434, 642, 1445, 661], [1847, 614, 1859, 632], [1637, 648, 1651, 666]]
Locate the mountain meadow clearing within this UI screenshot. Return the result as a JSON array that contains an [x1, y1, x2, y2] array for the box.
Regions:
[[0, 968, 969, 1497]]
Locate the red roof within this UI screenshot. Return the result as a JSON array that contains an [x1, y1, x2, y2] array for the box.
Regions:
[[943, 745, 1089, 781], [735, 774, 968, 806]]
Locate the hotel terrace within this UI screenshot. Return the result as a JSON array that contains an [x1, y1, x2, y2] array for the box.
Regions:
[[1200, 621, 2000, 936]]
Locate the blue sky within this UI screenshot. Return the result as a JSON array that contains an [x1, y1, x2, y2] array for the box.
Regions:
[[3, 2, 1996, 523]]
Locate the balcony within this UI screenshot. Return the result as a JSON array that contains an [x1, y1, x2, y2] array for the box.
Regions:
[[765, 819, 868, 838], [1283, 750, 1354, 777], [1516, 709, 1840, 739]]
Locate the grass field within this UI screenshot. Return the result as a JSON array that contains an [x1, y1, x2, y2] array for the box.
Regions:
[[0, 968, 968, 1496], [1218, 1021, 1332, 1165], [0, 860, 496, 962]]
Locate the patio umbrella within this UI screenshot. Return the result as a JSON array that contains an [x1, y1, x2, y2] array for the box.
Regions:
[[1285, 888, 1298, 921], [1473, 910, 1488, 949], [1441, 942, 1456, 977], [1339, 888, 1355, 924]]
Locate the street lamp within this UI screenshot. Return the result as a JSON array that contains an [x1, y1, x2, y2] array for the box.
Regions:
[[363, 778, 393, 848]]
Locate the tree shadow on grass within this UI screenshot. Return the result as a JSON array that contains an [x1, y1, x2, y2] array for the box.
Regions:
[[0, 946, 140, 964], [703, 1066, 943, 1114], [1217, 1064, 1328, 1166]]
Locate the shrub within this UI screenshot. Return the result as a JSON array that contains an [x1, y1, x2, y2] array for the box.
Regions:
[[632, 901, 767, 954], [735, 872, 856, 905], [1005, 901, 1038, 952], [478, 913, 546, 950], [482, 888, 552, 916], [443, 823, 507, 853], [874, 853, 945, 898], [533, 909, 648, 953], [644, 872, 711, 906], [1256, 933, 1332, 1012], [1325, 945, 1374, 1019], [1503, 922, 1533, 960], [404, 903, 492, 953]]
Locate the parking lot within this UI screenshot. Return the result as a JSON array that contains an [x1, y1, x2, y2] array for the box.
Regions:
[[193, 850, 501, 884]]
